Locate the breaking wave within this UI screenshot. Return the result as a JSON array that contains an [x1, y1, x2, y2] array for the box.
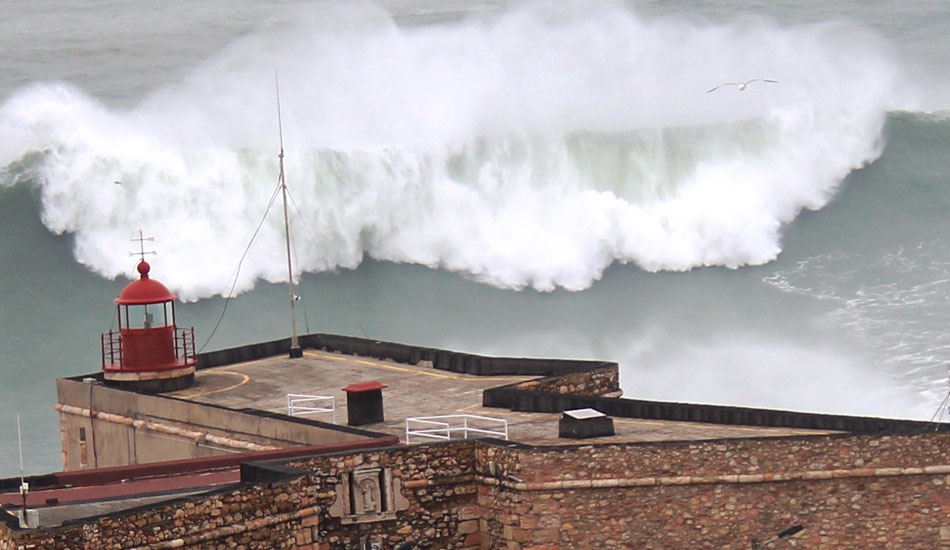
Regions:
[[0, 1, 913, 299]]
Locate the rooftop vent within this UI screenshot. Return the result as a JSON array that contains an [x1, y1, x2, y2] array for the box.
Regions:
[[559, 408, 615, 439]]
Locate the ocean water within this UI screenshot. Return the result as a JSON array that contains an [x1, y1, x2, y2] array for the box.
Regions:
[[0, 0, 948, 477]]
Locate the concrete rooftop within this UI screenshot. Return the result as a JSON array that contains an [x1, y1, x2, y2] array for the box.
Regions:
[[166, 349, 832, 445]]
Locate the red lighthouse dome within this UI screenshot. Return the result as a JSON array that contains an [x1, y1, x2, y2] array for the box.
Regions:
[[117, 260, 176, 303], [101, 260, 196, 392]]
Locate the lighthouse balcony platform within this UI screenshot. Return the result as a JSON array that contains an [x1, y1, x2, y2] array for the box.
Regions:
[[101, 327, 197, 371], [101, 326, 197, 392]]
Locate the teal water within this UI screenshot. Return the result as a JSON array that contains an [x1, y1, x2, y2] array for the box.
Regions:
[[0, 0, 948, 477]]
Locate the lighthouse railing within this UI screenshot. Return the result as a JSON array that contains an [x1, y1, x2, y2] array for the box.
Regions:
[[175, 327, 197, 365], [101, 330, 122, 369]]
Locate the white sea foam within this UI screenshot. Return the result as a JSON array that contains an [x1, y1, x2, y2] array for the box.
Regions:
[[764, 241, 950, 410], [0, 1, 909, 299], [620, 335, 935, 419]]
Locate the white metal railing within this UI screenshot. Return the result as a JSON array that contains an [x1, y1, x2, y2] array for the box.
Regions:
[[286, 393, 336, 424], [405, 414, 508, 443]]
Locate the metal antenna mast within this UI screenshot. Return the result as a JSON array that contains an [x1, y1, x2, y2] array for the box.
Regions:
[[276, 74, 302, 358], [17, 414, 29, 522]]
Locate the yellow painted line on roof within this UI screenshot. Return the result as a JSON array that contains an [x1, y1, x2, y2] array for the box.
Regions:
[[306, 351, 349, 361], [612, 418, 674, 427], [175, 371, 251, 399], [503, 411, 556, 420], [305, 350, 531, 382]]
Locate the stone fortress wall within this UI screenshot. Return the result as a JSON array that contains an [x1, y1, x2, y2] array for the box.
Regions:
[[4, 433, 950, 549]]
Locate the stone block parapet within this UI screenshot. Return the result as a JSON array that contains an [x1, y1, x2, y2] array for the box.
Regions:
[[476, 431, 950, 483], [511, 365, 620, 397]]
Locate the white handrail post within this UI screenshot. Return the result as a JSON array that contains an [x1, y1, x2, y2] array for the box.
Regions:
[[405, 414, 508, 442], [285, 393, 336, 424]]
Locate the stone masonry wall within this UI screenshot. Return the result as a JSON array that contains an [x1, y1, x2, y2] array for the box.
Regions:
[[475, 432, 950, 549], [511, 365, 619, 397], [480, 472, 948, 549], [0, 442, 481, 550], [288, 441, 481, 550], [1, 477, 317, 550], [4, 434, 950, 549], [482, 432, 950, 481]]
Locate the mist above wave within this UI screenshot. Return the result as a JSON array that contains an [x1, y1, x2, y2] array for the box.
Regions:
[[0, 1, 906, 299]]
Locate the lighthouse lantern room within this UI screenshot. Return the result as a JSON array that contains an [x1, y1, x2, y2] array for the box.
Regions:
[[101, 258, 196, 392]]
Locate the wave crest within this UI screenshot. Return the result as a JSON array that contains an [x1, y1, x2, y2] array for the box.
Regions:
[[0, 1, 906, 298]]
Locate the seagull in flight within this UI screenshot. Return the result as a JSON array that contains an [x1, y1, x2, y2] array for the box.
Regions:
[[706, 78, 778, 93]]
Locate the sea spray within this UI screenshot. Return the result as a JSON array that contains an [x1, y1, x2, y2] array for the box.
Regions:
[[0, 1, 905, 299]]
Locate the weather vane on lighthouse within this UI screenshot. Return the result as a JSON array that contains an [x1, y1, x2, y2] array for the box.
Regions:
[[130, 229, 156, 262]]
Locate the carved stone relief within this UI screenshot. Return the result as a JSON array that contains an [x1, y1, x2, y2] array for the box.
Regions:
[[353, 468, 382, 515], [329, 467, 404, 524]]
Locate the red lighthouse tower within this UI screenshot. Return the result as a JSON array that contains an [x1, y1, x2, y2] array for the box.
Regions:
[[101, 258, 197, 392]]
